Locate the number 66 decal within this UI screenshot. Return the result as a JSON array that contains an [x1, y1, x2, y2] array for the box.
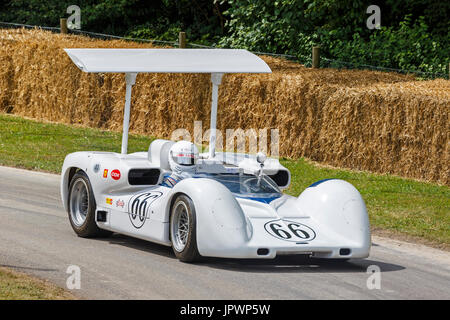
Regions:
[[264, 219, 316, 242]]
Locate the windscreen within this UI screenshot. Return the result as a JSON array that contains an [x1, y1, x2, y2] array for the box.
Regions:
[[193, 173, 281, 198]]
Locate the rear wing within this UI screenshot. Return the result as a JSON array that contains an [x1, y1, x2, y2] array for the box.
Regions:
[[64, 48, 272, 156]]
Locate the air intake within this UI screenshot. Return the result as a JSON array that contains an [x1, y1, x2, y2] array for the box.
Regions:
[[96, 210, 107, 222], [339, 248, 351, 256]]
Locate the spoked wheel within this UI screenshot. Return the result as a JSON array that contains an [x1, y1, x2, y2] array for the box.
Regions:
[[170, 194, 200, 262], [68, 171, 112, 238], [70, 178, 89, 227]]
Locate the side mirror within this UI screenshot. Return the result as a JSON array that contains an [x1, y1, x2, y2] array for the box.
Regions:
[[256, 152, 266, 187], [256, 152, 267, 165]]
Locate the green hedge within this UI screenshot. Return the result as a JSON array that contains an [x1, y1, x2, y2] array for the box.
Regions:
[[220, 1, 449, 75], [0, 0, 448, 75]]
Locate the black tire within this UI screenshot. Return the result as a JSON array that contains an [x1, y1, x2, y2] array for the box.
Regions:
[[68, 170, 112, 238], [170, 194, 201, 262]]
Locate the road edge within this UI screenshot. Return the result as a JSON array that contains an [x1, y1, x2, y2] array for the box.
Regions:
[[1, 165, 448, 256]]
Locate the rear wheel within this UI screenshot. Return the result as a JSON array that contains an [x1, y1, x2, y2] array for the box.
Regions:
[[68, 171, 112, 238], [170, 194, 200, 262]]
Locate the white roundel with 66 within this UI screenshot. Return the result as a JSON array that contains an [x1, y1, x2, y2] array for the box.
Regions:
[[264, 219, 316, 242]]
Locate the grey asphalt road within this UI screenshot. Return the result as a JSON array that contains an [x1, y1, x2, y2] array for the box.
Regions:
[[0, 165, 449, 300]]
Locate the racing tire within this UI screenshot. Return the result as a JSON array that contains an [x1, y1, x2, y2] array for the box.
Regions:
[[68, 171, 112, 238], [170, 194, 201, 263]]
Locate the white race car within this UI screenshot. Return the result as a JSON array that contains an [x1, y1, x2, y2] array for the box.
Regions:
[[61, 49, 371, 262]]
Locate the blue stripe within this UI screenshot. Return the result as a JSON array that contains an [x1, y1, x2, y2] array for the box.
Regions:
[[235, 195, 281, 204], [308, 178, 335, 188]]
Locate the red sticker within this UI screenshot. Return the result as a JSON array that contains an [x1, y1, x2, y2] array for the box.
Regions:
[[116, 199, 125, 208], [111, 169, 121, 180]]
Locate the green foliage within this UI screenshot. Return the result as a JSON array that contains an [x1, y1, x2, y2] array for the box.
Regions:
[[126, 0, 225, 44], [326, 16, 449, 74], [0, 0, 142, 34], [221, 0, 449, 75], [0, 0, 225, 41], [219, 1, 308, 52], [127, 17, 182, 42]]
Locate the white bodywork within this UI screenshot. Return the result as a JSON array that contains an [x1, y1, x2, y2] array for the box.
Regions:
[[61, 139, 371, 259], [61, 48, 370, 259]]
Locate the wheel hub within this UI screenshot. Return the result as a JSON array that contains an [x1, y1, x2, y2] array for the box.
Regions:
[[69, 179, 89, 227]]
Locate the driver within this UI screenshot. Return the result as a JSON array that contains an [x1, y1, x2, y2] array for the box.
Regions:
[[161, 141, 199, 188]]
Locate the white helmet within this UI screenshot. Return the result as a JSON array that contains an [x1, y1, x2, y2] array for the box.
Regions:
[[168, 141, 199, 174]]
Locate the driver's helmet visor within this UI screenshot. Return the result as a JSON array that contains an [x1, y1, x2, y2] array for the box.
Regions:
[[172, 152, 196, 166]]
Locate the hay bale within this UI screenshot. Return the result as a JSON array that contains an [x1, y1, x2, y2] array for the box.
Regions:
[[0, 28, 448, 185]]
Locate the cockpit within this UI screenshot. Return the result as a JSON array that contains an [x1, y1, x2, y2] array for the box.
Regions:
[[192, 172, 282, 200]]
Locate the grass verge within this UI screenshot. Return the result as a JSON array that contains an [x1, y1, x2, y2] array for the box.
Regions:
[[0, 113, 449, 249], [0, 267, 75, 300]]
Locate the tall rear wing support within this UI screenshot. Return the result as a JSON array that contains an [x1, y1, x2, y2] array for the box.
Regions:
[[63, 48, 271, 157], [121, 73, 137, 154], [120, 72, 223, 157], [209, 73, 223, 158]]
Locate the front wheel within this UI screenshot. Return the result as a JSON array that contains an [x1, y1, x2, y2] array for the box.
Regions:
[[170, 194, 200, 262], [68, 170, 112, 238]]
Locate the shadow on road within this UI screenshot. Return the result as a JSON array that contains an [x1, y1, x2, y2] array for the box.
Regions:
[[97, 234, 405, 274], [201, 256, 405, 274], [97, 233, 175, 258]]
